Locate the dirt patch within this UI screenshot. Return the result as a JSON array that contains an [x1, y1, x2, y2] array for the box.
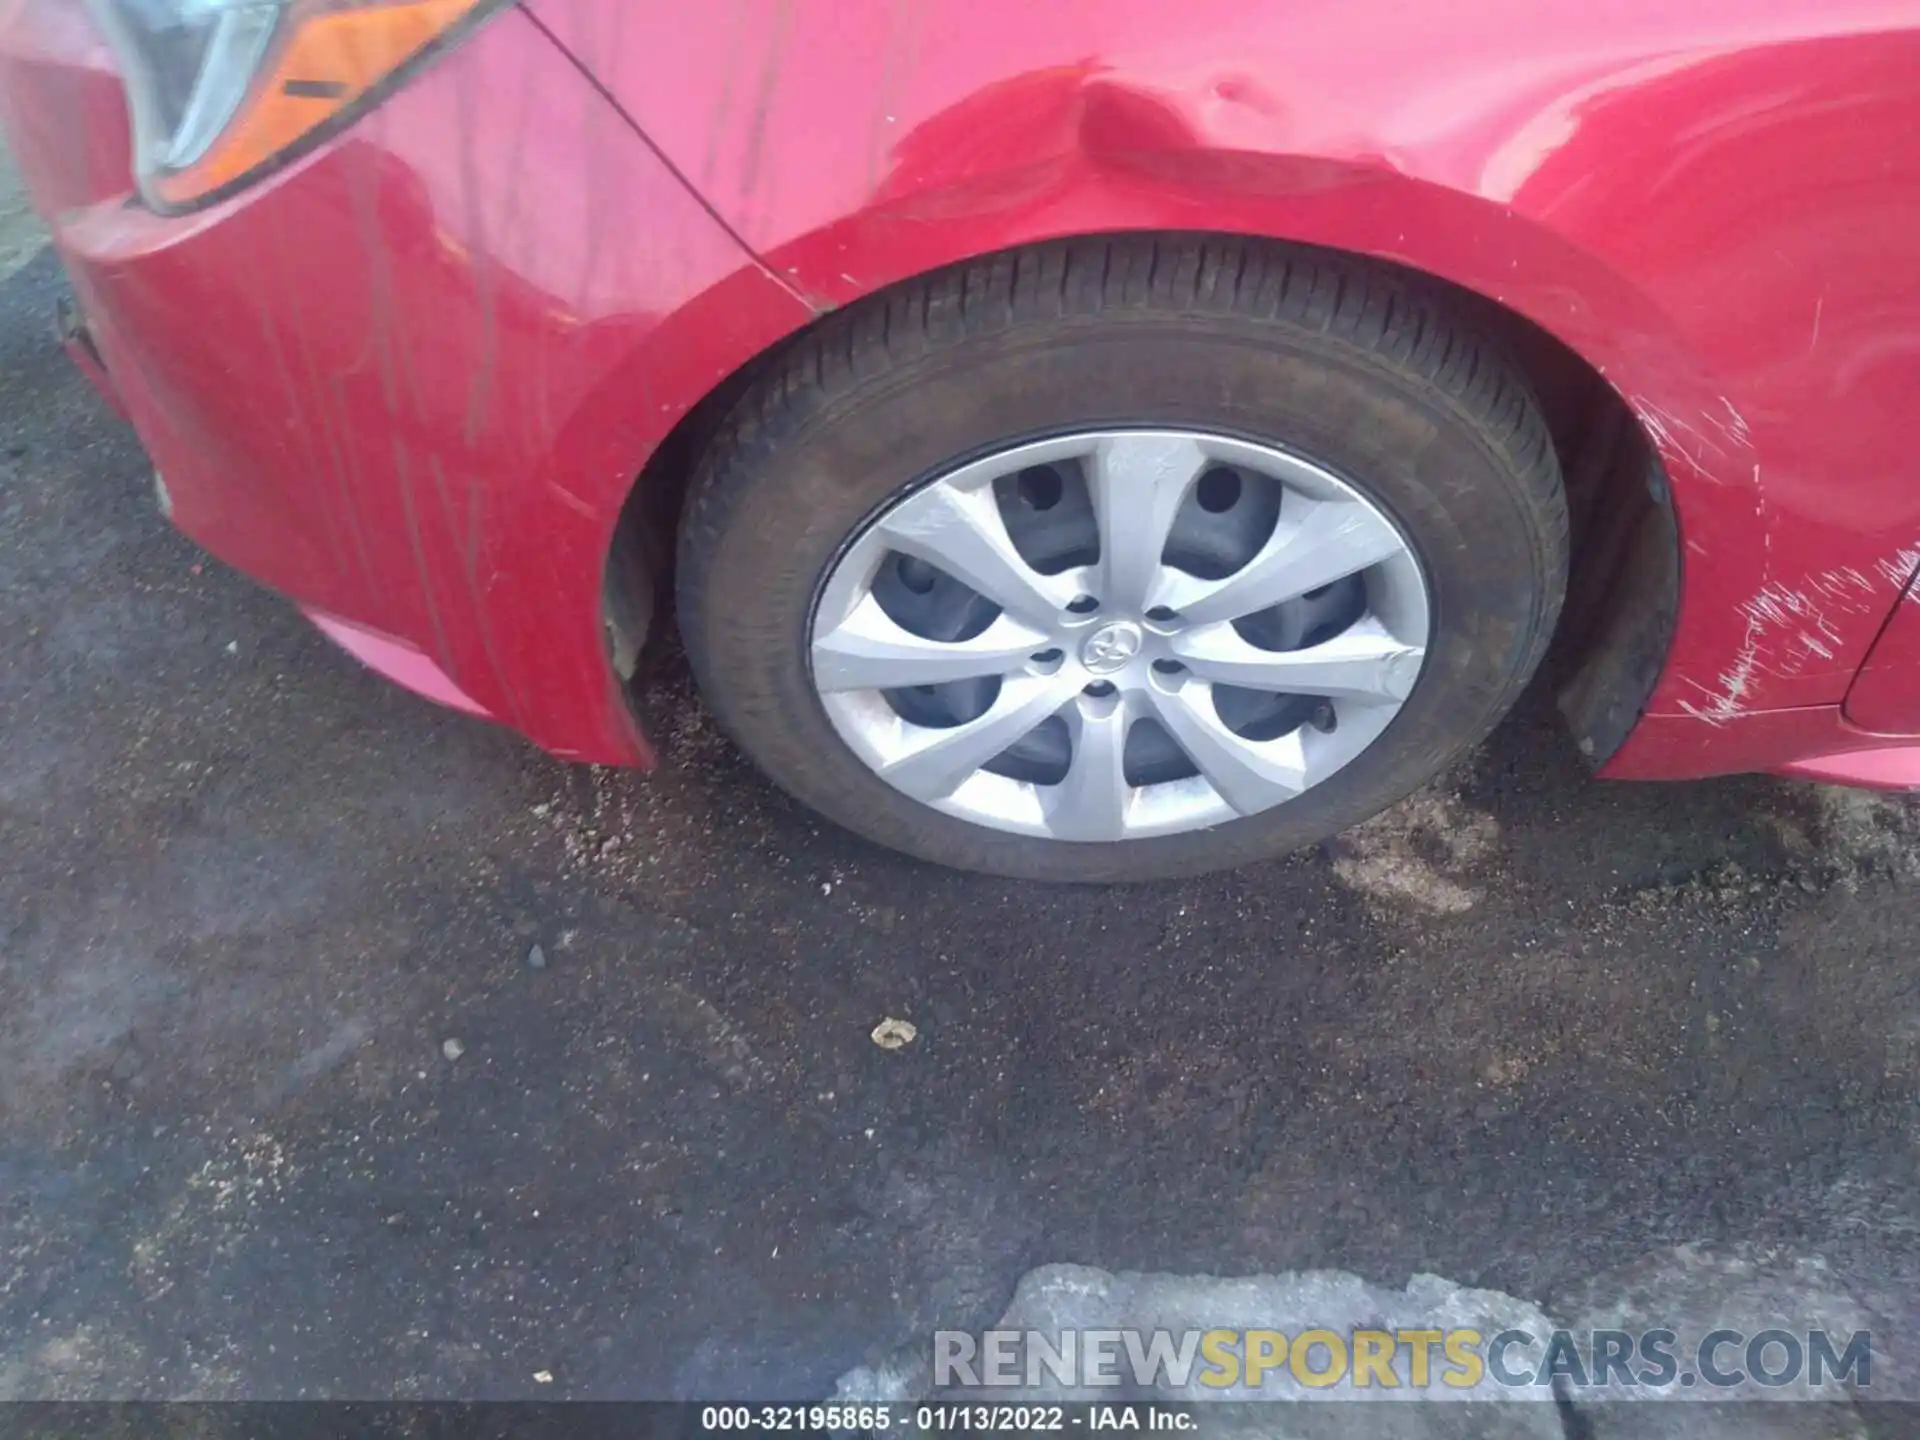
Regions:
[[1328, 777, 1501, 915]]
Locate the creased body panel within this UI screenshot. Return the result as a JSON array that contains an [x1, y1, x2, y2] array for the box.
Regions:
[[531, 0, 1920, 776], [0, 2, 812, 763]]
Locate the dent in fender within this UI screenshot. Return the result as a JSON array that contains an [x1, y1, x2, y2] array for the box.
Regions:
[[532, 0, 1920, 759]]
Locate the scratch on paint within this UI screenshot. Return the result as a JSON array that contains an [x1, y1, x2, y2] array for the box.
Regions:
[[1809, 296, 1823, 356], [1876, 547, 1920, 592], [1679, 619, 1767, 726], [1707, 397, 1750, 449], [547, 480, 596, 521], [1630, 396, 1744, 484], [1677, 543, 1920, 726]]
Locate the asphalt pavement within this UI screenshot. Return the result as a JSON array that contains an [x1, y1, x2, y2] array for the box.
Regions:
[[3, 153, 1920, 1416]]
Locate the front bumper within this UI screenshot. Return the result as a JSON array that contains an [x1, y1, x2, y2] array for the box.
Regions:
[[0, 0, 810, 765]]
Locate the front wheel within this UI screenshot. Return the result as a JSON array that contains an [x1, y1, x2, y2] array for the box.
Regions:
[[677, 238, 1567, 882]]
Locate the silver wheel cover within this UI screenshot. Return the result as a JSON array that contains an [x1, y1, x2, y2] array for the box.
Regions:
[[808, 430, 1431, 842]]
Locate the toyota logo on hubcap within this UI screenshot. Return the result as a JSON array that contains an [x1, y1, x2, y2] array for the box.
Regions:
[[1080, 621, 1144, 674]]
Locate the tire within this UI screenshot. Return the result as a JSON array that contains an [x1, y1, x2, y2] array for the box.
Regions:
[[677, 236, 1567, 882]]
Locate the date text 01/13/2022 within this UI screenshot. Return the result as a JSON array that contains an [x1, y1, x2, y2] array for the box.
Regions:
[[696, 1404, 1195, 1431]]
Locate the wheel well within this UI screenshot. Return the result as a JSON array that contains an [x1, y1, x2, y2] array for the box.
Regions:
[[604, 232, 1678, 763], [1421, 265, 1680, 766]]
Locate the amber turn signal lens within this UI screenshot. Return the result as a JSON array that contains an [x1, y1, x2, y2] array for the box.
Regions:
[[149, 0, 493, 208]]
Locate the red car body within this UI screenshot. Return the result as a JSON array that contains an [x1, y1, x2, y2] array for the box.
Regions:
[[3, 0, 1919, 788]]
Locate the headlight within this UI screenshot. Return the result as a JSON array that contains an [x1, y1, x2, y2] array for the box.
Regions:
[[84, 0, 506, 212]]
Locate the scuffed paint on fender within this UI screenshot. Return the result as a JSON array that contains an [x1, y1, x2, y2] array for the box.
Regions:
[[534, 0, 1920, 764]]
